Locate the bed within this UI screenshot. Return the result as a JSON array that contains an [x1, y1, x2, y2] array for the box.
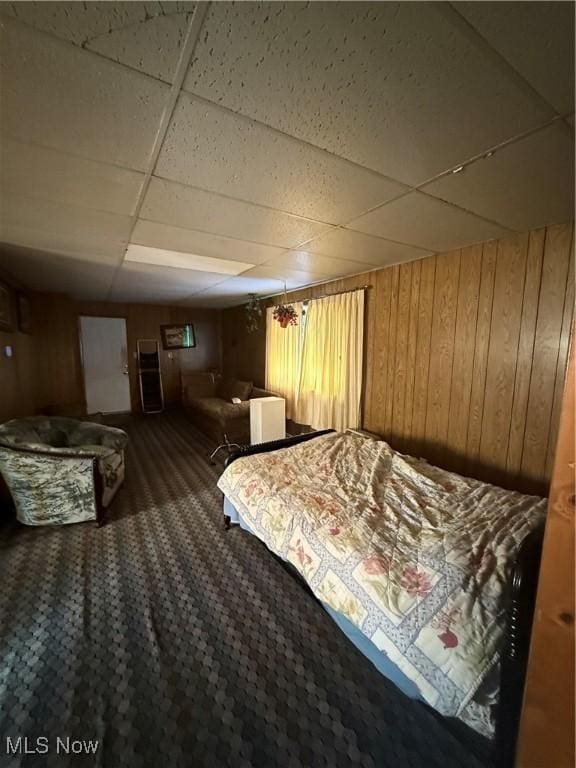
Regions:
[[217, 430, 546, 764]]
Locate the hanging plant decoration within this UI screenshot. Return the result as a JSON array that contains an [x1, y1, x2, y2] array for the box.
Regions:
[[273, 282, 299, 328], [273, 303, 298, 328], [245, 294, 263, 334]]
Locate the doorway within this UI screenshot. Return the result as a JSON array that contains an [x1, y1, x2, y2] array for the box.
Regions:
[[79, 316, 132, 414]]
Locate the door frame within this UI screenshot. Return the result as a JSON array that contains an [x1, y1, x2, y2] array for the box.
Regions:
[[78, 314, 133, 414]]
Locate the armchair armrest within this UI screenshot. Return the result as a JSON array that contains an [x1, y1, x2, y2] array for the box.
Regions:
[[0, 446, 103, 526], [68, 423, 128, 452]]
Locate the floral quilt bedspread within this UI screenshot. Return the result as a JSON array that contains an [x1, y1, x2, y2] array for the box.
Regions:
[[217, 432, 546, 716]]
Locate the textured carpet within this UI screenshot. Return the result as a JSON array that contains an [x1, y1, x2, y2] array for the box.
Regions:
[[0, 411, 492, 768]]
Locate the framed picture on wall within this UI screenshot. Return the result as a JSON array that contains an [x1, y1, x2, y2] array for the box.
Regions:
[[160, 323, 196, 350], [0, 279, 14, 331], [17, 292, 32, 333]]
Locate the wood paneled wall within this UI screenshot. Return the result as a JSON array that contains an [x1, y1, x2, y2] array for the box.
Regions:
[[222, 222, 574, 495], [76, 300, 221, 411], [33, 292, 85, 414], [516, 331, 575, 768], [0, 327, 34, 422], [0, 291, 221, 419], [0, 270, 35, 422]]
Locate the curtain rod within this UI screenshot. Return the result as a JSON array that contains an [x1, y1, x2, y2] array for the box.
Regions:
[[262, 284, 370, 303], [311, 285, 370, 300]]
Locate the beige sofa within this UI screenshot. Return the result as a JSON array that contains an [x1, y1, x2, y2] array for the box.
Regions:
[[181, 372, 276, 445]]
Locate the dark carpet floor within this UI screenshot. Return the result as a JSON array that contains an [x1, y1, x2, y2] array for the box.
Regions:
[[0, 412, 492, 768]]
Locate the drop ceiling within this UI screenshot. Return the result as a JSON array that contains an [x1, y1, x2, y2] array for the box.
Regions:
[[0, 1, 573, 307]]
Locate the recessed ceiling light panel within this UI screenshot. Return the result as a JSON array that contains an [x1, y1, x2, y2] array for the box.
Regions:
[[125, 244, 254, 275]]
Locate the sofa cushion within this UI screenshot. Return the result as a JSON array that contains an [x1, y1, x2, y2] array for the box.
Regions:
[[188, 397, 250, 425], [217, 378, 253, 402], [181, 371, 217, 400]]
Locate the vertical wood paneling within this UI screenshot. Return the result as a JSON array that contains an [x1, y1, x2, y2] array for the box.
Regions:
[[370, 269, 393, 435], [446, 244, 482, 473], [425, 250, 460, 464], [391, 263, 412, 449], [410, 256, 436, 452], [0, 272, 35, 421], [507, 229, 545, 476], [466, 241, 497, 466], [33, 292, 84, 412], [403, 260, 421, 444], [521, 222, 573, 489], [361, 273, 377, 429], [384, 266, 400, 434], [0, 328, 35, 421], [26, 296, 221, 415], [222, 222, 574, 493], [516, 331, 575, 768], [545, 227, 574, 477], [478, 234, 529, 483]]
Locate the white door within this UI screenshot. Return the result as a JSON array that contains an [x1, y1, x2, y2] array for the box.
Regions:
[[80, 316, 131, 414]]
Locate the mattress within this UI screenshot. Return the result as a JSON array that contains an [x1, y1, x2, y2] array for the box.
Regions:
[[218, 432, 546, 734], [224, 496, 423, 701]]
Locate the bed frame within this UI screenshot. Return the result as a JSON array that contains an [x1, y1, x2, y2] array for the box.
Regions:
[[225, 430, 545, 767]]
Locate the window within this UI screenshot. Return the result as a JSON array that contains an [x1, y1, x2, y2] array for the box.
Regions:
[[266, 290, 364, 431]]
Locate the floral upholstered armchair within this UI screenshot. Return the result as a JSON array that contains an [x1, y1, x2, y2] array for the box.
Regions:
[[0, 416, 128, 526]]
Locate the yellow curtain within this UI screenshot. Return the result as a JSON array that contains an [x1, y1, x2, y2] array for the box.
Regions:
[[295, 290, 364, 431], [265, 302, 303, 419]]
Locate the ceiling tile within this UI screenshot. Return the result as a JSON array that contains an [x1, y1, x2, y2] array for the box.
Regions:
[[192, 275, 299, 303], [306, 227, 432, 267], [142, 177, 332, 248], [1, 2, 196, 83], [0, 225, 126, 267], [0, 245, 115, 300], [110, 261, 226, 303], [0, 193, 132, 243], [349, 192, 511, 252], [155, 94, 407, 223], [1, 139, 145, 216], [182, 2, 553, 186], [453, 1, 575, 115], [0, 16, 169, 171], [132, 220, 286, 267], [263, 251, 374, 279], [180, 295, 237, 308], [0, 195, 131, 263], [240, 265, 320, 291], [422, 123, 575, 232]]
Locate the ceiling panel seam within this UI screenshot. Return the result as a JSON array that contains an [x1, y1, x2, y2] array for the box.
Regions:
[[3, 8, 564, 242], [135, 216, 315, 252], [415, 115, 571, 190], [136, 213, 431, 256], [175, 240, 427, 305], [176, 255, 420, 307], [149, 173, 344, 227], [444, 2, 565, 118], [118, 173, 516, 305], [2, 6, 564, 191], [106, 1, 210, 301], [1, 137, 149, 177], [178, 91, 411, 189], [3, 190, 140, 223], [0, 12, 175, 88], [3, 112, 561, 246]]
